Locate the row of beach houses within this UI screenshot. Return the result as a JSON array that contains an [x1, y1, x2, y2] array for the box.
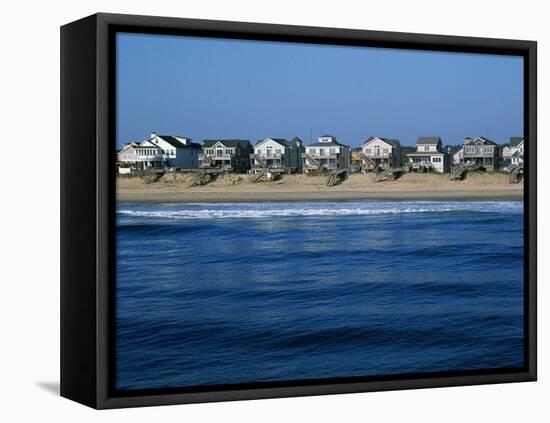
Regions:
[[117, 132, 525, 175]]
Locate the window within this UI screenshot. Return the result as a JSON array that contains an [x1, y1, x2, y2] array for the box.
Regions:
[[432, 157, 442, 163], [383, 148, 389, 154], [330, 148, 336, 154], [266, 146, 273, 157], [424, 145, 430, 151], [365, 148, 371, 154], [275, 149, 282, 155], [319, 149, 325, 156]]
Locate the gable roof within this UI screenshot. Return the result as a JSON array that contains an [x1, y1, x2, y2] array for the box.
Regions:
[[363, 136, 401, 148], [154, 135, 201, 149], [255, 138, 290, 147], [464, 136, 497, 146], [202, 139, 251, 149], [139, 139, 161, 148], [509, 137, 524, 147], [417, 137, 441, 145]]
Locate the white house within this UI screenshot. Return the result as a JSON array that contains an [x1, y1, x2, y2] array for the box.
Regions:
[[251, 137, 302, 173], [303, 135, 351, 172], [360, 137, 401, 172], [508, 137, 525, 166], [406, 137, 450, 173], [117, 132, 202, 172], [147, 133, 201, 169]]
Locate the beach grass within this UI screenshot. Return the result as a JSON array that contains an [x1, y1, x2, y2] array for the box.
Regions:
[[116, 172, 523, 203]]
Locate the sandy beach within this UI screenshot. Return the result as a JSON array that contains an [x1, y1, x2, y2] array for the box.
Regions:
[[116, 172, 523, 203]]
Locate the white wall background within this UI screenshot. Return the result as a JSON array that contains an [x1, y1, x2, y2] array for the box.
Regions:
[[1, 0, 546, 420]]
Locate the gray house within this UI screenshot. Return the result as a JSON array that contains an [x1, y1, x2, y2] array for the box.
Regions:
[[251, 137, 302, 173], [200, 139, 253, 172], [461, 136, 499, 171]]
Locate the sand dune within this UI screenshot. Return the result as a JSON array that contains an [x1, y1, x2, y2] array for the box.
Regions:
[[117, 172, 523, 203]]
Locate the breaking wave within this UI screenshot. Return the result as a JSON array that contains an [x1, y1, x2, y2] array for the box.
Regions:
[[117, 201, 522, 221]]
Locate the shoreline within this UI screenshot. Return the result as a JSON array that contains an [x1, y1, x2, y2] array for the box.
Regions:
[[117, 190, 523, 204]]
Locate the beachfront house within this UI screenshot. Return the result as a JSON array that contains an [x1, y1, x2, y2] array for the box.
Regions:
[[360, 137, 401, 172], [509, 137, 525, 166], [460, 136, 498, 171], [117, 140, 165, 172], [406, 137, 450, 173], [303, 135, 351, 172], [251, 137, 302, 173], [199, 139, 253, 172], [117, 133, 202, 173], [148, 133, 201, 169]]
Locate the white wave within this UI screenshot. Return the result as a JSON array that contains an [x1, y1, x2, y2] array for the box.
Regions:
[[117, 201, 523, 220]]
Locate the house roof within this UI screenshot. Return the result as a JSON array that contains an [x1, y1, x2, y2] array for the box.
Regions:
[[417, 137, 441, 145], [319, 134, 336, 138], [509, 137, 524, 147], [306, 139, 349, 148], [363, 136, 401, 148], [464, 136, 497, 146], [136, 144, 161, 149], [155, 135, 201, 149], [202, 139, 251, 149], [255, 138, 290, 147]]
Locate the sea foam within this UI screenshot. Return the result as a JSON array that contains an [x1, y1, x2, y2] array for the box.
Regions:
[[117, 200, 523, 221]]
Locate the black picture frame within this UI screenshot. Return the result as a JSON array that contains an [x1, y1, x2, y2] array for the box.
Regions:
[[60, 12, 537, 409]]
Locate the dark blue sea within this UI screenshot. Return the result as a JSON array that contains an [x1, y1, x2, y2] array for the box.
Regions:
[[116, 200, 524, 390]]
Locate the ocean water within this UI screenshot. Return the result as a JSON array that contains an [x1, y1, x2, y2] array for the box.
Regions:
[[115, 200, 524, 390]]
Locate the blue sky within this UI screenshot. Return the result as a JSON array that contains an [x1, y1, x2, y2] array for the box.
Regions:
[[117, 32, 523, 148]]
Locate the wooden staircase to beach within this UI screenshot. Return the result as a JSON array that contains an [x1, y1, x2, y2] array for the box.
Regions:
[[449, 162, 481, 181], [415, 160, 436, 172], [304, 153, 321, 170], [509, 163, 524, 184], [192, 169, 211, 186], [252, 154, 267, 169], [326, 169, 348, 186], [360, 154, 378, 173], [252, 170, 267, 183], [374, 167, 403, 182]]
